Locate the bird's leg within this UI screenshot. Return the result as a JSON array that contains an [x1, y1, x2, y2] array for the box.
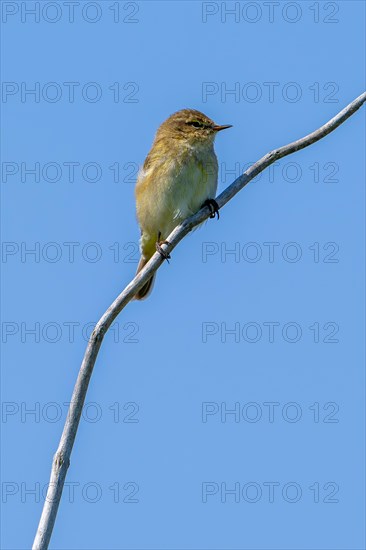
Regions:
[[202, 198, 220, 220], [156, 231, 171, 262]]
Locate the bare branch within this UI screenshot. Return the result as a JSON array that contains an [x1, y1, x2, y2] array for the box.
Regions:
[[32, 91, 366, 550]]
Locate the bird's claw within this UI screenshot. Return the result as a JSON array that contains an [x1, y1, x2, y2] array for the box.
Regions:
[[156, 232, 171, 262], [202, 198, 220, 220]]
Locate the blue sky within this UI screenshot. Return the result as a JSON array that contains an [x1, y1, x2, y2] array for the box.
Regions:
[[1, 1, 365, 549]]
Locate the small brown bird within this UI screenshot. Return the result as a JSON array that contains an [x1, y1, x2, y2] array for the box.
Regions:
[[134, 108, 232, 299]]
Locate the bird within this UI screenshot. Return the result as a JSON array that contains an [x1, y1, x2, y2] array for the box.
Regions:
[[134, 108, 232, 300]]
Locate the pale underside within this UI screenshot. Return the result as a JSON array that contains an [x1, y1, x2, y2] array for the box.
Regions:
[[136, 143, 218, 259]]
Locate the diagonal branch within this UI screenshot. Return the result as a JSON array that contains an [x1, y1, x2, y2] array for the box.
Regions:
[[32, 91, 366, 550]]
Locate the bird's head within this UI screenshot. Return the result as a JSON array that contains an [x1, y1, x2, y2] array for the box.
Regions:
[[156, 108, 232, 145]]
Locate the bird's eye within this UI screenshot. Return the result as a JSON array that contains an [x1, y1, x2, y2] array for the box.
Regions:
[[187, 120, 203, 128]]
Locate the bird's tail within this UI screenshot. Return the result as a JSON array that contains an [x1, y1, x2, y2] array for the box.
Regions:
[[134, 256, 156, 300]]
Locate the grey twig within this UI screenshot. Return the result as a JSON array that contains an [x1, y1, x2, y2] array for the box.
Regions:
[[32, 91, 366, 550]]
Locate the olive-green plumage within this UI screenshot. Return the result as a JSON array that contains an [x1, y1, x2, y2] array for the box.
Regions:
[[135, 108, 231, 299]]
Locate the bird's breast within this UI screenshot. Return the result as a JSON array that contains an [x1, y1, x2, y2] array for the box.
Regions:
[[136, 145, 218, 239], [169, 148, 218, 219]]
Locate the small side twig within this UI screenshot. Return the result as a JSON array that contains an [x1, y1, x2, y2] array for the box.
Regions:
[[32, 91, 366, 550]]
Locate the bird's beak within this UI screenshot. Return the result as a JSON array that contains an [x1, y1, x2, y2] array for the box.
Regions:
[[212, 124, 233, 132]]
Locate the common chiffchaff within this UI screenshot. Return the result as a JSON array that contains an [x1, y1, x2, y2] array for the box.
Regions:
[[135, 108, 232, 299]]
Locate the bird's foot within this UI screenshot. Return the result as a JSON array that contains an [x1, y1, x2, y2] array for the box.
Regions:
[[156, 232, 171, 262], [202, 198, 220, 220]]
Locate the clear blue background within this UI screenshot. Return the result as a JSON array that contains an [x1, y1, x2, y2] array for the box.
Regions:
[[1, 1, 365, 549]]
